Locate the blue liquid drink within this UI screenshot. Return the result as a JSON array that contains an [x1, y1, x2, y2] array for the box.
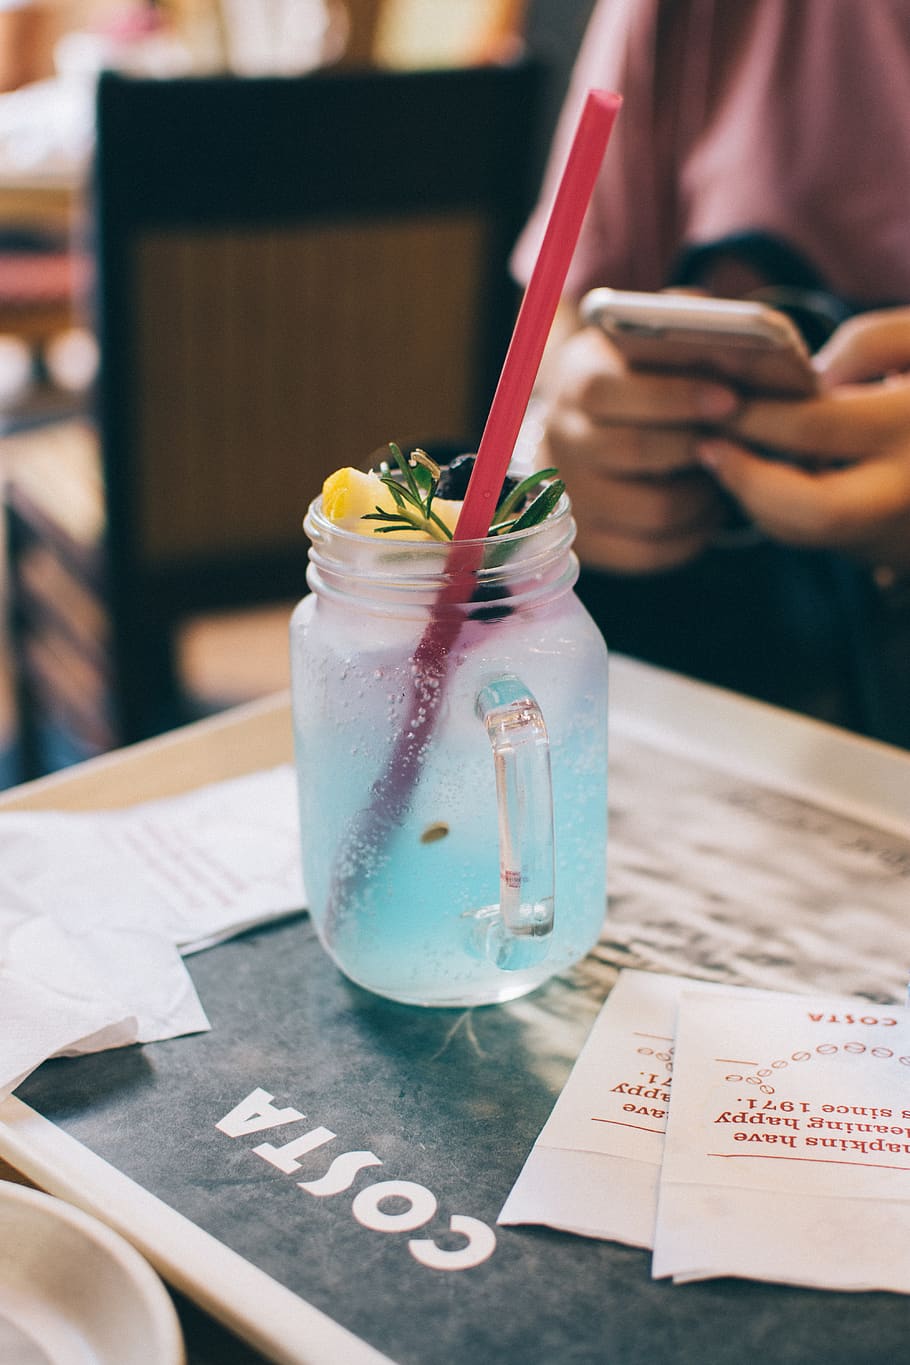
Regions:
[[291, 495, 608, 1006]]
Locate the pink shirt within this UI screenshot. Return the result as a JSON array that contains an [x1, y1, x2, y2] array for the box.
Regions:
[[512, 0, 910, 304]]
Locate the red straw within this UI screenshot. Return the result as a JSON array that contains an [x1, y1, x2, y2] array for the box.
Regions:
[[323, 90, 620, 937], [454, 89, 622, 542]]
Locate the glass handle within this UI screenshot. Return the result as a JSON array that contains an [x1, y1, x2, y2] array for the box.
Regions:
[[475, 675, 555, 971]]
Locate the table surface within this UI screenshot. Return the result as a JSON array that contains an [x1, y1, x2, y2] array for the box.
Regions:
[[1, 661, 909, 1365]]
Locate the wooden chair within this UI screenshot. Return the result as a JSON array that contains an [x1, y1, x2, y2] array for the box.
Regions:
[[4, 60, 544, 776]]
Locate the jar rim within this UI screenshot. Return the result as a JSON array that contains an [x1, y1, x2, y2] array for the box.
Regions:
[[304, 491, 577, 609], [304, 490, 573, 551]]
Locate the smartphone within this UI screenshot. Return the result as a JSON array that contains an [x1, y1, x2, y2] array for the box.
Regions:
[[580, 287, 818, 397]]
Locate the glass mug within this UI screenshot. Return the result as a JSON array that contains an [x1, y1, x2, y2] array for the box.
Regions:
[[290, 493, 608, 1007]]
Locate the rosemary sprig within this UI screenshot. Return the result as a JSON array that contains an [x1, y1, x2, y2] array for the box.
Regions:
[[487, 468, 563, 533], [361, 442, 454, 541], [364, 444, 564, 540]]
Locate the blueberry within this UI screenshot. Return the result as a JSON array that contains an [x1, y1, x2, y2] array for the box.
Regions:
[[435, 453, 476, 500], [436, 453, 519, 505]]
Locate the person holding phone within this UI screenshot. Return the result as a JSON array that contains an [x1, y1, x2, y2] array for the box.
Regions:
[[515, 0, 910, 745]]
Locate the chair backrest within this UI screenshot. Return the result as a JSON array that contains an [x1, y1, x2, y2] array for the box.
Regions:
[[92, 61, 544, 741]]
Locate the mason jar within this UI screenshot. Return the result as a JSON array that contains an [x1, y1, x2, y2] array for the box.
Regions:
[[290, 493, 608, 1006]]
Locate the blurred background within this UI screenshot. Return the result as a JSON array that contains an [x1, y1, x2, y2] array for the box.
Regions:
[[0, 0, 597, 789]]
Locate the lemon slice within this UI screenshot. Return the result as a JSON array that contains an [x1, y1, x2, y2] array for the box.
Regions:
[[321, 467, 461, 540], [322, 468, 392, 522]]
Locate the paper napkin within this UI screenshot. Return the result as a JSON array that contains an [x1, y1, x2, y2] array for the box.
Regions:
[[0, 765, 305, 1100], [499, 966, 910, 1300], [498, 968, 678, 1247], [498, 970, 784, 1246], [654, 989, 910, 1293]]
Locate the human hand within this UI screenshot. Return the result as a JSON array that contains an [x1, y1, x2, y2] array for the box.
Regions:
[[696, 309, 910, 573], [539, 321, 740, 573]]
